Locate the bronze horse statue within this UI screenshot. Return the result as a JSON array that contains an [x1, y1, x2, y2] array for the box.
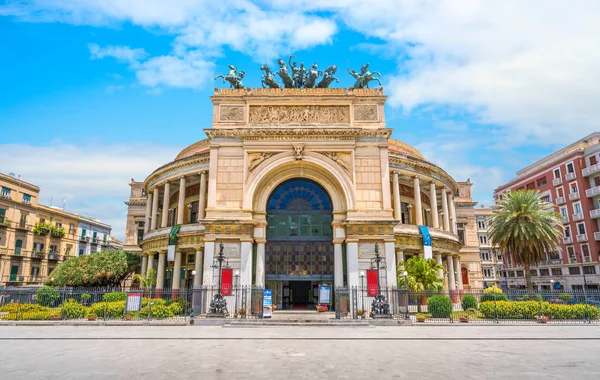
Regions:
[[275, 58, 295, 88], [304, 63, 322, 88], [260, 64, 281, 89], [316, 65, 339, 88], [214, 64, 245, 89]]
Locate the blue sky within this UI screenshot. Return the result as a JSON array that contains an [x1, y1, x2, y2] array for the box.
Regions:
[[1, 1, 599, 240]]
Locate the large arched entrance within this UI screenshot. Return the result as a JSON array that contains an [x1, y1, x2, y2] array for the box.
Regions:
[[265, 178, 334, 310]]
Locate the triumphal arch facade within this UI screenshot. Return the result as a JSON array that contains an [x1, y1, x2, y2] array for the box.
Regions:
[[136, 86, 468, 308]]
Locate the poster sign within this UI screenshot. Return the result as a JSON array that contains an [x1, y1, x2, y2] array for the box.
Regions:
[[318, 285, 331, 305], [263, 289, 273, 318], [125, 292, 142, 312], [221, 269, 233, 295], [367, 269, 378, 296], [167, 245, 175, 262]]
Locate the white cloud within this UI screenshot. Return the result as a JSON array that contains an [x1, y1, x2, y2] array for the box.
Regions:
[[136, 53, 214, 89], [0, 143, 181, 240], [89, 43, 147, 64]]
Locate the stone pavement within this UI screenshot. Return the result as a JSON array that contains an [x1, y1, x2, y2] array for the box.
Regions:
[[0, 326, 599, 379]]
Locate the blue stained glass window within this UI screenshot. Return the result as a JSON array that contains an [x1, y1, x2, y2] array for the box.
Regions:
[[267, 179, 332, 212]]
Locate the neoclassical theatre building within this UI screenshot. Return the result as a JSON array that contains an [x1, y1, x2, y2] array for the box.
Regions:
[[124, 87, 482, 307]]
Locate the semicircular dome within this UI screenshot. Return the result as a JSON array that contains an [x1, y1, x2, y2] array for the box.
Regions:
[[175, 139, 210, 160], [388, 138, 425, 160]]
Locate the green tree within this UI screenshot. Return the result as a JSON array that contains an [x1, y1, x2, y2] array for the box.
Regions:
[[488, 189, 563, 292], [397, 256, 445, 291], [48, 250, 133, 287], [134, 268, 156, 291]]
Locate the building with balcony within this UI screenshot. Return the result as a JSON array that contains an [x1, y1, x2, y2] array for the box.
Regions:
[[123, 179, 147, 255], [473, 207, 503, 287], [76, 217, 111, 256], [0, 172, 112, 287], [494, 133, 600, 290], [127, 87, 483, 308]]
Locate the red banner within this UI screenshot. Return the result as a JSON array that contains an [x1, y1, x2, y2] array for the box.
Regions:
[[221, 269, 233, 295], [367, 269, 378, 296]]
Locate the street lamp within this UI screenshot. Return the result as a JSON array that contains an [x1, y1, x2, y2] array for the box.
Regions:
[[370, 243, 391, 318], [402, 271, 409, 320], [208, 242, 228, 316], [359, 270, 365, 318], [234, 270, 240, 318]]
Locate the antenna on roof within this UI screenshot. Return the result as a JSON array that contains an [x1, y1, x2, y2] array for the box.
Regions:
[[8, 173, 15, 178], [62, 197, 67, 210]]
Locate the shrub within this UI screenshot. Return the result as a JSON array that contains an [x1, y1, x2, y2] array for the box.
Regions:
[[61, 299, 88, 319], [80, 294, 91, 304], [484, 285, 503, 294], [461, 295, 478, 311], [427, 295, 452, 318], [558, 293, 572, 302], [48, 250, 132, 287], [480, 293, 508, 302], [89, 300, 126, 319], [535, 294, 543, 302], [479, 301, 600, 320], [36, 286, 60, 306], [102, 292, 127, 302], [521, 294, 530, 301]]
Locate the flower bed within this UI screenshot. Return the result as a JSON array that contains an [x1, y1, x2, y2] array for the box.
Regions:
[[479, 300, 600, 320]]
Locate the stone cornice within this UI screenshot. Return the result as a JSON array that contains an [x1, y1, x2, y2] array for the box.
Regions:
[[205, 127, 392, 141], [389, 153, 458, 192], [145, 153, 210, 191], [212, 87, 384, 97]]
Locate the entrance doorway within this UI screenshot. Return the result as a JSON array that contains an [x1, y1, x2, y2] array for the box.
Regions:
[[264, 179, 334, 309]]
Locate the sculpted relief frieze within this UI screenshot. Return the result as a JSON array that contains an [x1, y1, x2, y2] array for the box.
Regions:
[[248, 105, 350, 125], [353, 105, 378, 121]]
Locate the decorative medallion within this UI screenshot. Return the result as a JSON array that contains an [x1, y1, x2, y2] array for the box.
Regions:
[[353, 105, 378, 121], [219, 106, 244, 122], [293, 143, 304, 160]]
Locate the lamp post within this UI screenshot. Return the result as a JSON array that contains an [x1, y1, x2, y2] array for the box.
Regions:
[[208, 242, 228, 316], [234, 270, 240, 318], [402, 270, 409, 319], [370, 243, 391, 318], [359, 270, 365, 318]]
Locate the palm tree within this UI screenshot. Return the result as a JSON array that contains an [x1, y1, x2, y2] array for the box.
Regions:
[[134, 268, 156, 296], [488, 189, 563, 292], [397, 256, 444, 311]]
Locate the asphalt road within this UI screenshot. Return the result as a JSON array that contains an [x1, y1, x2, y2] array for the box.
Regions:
[[1, 326, 598, 380]]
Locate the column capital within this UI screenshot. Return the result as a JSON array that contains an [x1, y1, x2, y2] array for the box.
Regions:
[[413, 175, 421, 180], [199, 170, 208, 175], [255, 238, 267, 244]]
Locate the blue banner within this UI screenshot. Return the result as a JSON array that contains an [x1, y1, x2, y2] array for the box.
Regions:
[[418, 226, 433, 259]]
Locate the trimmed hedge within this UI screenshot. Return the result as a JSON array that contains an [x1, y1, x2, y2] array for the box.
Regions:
[[461, 295, 478, 311], [102, 292, 127, 302], [480, 293, 508, 302], [427, 295, 452, 318], [36, 286, 60, 306], [479, 301, 600, 320]]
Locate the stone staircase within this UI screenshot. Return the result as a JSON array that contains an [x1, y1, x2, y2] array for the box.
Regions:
[[220, 311, 410, 327]]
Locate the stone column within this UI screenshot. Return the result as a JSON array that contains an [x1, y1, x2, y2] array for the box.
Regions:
[[203, 241, 215, 287], [144, 191, 153, 233], [413, 176, 423, 226], [435, 253, 444, 281], [156, 251, 166, 289], [240, 241, 253, 286], [447, 255, 456, 292], [334, 240, 344, 288], [430, 182, 440, 229], [146, 253, 155, 275], [441, 188, 450, 231], [193, 249, 203, 288], [454, 256, 463, 290], [141, 255, 148, 276], [255, 240, 266, 287], [198, 171, 207, 222], [177, 176, 186, 225], [449, 194, 457, 234], [385, 241, 397, 288], [346, 241, 359, 288], [161, 181, 171, 228], [396, 250, 405, 265], [150, 187, 159, 231], [172, 250, 182, 290], [392, 172, 402, 222]]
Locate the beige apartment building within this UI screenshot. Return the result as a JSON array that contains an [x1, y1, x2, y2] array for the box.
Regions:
[[0, 173, 111, 287], [454, 180, 484, 290], [473, 207, 503, 287], [125, 87, 484, 306]]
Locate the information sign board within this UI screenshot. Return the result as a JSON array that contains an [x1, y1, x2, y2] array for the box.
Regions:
[[263, 289, 273, 318]]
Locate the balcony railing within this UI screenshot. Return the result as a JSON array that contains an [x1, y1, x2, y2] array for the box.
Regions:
[[561, 215, 569, 224], [565, 172, 577, 181], [48, 253, 62, 260], [555, 196, 566, 205], [569, 192, 580, 201], [582, 164, 600, 177], [586, 186, 600, 198], [595, 232, 600, 241], [0, 192, 11, 200], [590, 209, 600, 219], [552, 177, 563, 186], [572, 213, 584, 222], [563, 236, 573, 244], [577, 234, 588, 242], [3, 275, 45, 283]]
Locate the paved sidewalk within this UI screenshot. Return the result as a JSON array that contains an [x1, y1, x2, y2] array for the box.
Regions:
[[1, 326, 598, 379]]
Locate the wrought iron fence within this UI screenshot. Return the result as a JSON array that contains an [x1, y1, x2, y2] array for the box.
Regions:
[[191, 286, 264, 319], [332, 287, 600, 323]]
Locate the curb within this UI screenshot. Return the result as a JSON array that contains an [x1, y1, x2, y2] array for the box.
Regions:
[[0, 320, 189, 327]]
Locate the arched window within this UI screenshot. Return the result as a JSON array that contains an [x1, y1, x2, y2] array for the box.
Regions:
[[461, 266, 469, 285]]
